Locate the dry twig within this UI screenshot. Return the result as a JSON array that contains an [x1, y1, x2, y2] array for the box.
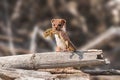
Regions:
[[80, 27, 120, 50], [4, 0, 16, 55]]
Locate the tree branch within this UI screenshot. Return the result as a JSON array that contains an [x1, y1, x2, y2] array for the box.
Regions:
[[80, 27, 120, 50]]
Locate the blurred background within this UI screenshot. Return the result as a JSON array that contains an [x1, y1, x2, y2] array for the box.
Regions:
[[0, 0, 119, 73]]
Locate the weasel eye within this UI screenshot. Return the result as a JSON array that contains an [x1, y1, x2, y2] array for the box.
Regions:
[[53, 24, 55, 26]]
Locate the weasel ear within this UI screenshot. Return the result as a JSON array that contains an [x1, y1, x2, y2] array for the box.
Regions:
[[51, 19, 54, 23], [61, 19, 66, 24]]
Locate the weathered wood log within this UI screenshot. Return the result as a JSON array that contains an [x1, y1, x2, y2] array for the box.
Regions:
[[82, 69, 120, 75], [0, 50, 108, 69], [54, 73, 90, 80], [91, 75, 120, 80], [0, 68, 54, 80], [38, 67, 82, 74], [0, 68, 90, 80]]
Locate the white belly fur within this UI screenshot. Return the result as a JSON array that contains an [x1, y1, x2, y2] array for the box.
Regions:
[[55, 34, 66, 49]]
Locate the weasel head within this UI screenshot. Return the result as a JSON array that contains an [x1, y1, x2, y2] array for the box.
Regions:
[[51, 19, 66, 32]]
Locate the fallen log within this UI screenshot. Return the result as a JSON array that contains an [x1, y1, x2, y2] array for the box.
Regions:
[[91, 75, 120, 80], [38, 67, 82, 74], [0, 68, 54, 80], [0, 68, 90, 80], [0, 50, 108, 69], [82, 69, 120, 75]]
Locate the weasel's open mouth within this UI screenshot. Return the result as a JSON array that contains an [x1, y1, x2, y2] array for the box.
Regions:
[[56, 28, 61, 31]]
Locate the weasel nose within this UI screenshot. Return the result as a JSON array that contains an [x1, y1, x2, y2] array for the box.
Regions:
[[54, 26, 58, 28], [54, 26, 58, 30]]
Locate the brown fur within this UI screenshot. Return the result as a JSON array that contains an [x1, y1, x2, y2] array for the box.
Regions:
[[51, 19, 76, 52]]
